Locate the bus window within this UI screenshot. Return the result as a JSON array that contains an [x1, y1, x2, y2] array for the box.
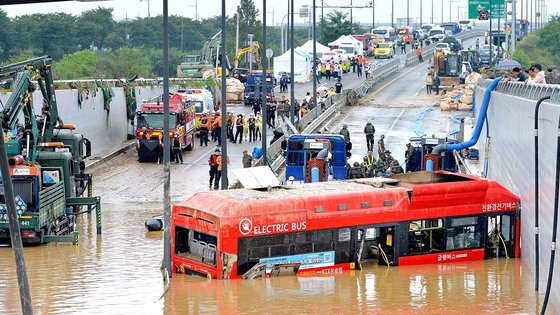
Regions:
[[446, 216, 481, 251], [313, 229, 335, 252], [408, 218, 444, 254], [293, 231, 314, 254], [174, 227, 217, 266], [336, 228, 352, 263], [486, 214, 515, 258]]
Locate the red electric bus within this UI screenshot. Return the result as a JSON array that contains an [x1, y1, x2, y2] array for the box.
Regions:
[[171, 171, 520, 279]]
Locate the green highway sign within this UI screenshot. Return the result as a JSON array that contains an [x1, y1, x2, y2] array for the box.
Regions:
[[468, 0, 506, 19]]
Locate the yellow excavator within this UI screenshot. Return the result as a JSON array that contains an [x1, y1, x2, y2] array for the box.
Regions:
[[216, 42, 262, 78]]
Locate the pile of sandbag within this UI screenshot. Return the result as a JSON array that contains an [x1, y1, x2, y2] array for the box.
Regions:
[[226, 77, 244, 102], [439, 72, 482, 111], [439, 87, 473, 111]]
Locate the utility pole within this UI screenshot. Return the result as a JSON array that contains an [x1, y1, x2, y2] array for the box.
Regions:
[[431, 0, 434, 23], [162, 0, 171, 282], [181, 21, 184, 52], [321, 0, 324, 41], [420, 0, 423, 27], [371, 0, 375, 30], [313, 0, 317, 128], [236, 10, 240, 53], [350, 0, 353, 34], [0, 129, 33, 314], [262, 0, 268, 162], [391, 0, 394, 27], [407, 0, 410, 26], [221, 0, 228, 190], [290, 0, 295, 124], [441, 0, 444, 23], [512, 0, 517, 52]]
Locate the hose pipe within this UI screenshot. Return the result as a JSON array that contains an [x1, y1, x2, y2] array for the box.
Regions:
[[432, 77, 502, 155], [534, 95, 551, 292]]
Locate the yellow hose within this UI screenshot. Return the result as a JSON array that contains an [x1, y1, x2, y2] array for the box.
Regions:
[[498, 233, 510, 259]]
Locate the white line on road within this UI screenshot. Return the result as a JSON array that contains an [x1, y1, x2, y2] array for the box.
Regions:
[[385, 109, 406, 142], [415, 91, 419, 96]]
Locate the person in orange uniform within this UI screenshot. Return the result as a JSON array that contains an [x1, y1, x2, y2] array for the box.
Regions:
[[214, 111, 223, 146], [214, 151, 230, 190]]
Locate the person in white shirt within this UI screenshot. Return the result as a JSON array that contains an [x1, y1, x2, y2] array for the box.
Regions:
[[527, 63, 547, 84]]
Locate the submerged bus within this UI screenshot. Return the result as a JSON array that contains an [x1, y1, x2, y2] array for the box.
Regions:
[[171, 171, 520, 279]]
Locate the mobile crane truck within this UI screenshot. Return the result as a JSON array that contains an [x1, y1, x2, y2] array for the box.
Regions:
[[0, 56, 101, 245]]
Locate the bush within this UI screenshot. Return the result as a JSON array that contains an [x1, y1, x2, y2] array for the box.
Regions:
[[55, 50, 97, 79]]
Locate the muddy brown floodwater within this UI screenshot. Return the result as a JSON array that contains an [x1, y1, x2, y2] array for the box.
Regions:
[[0, 201, 556, 314]]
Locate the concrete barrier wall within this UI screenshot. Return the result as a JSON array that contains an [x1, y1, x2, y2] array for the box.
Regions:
[[474, 83, 560, 307], [0, 86, 165, 158]]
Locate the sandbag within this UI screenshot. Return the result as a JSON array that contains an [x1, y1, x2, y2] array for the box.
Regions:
[[465, 72, 482, 85], [226, 92, 239, 101], [460, 94, 473, 105], [458, 102, 472, 111]]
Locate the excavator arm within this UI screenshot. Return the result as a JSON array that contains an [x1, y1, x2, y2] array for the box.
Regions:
[[0, 56, 63, 161], [233, 42, 262, 70]]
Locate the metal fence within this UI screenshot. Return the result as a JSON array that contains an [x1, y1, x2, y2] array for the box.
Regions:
[[478, 79, 560, 104]]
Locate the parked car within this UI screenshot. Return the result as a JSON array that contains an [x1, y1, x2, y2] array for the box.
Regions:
[[429, 33, 445, 43], [459, 20, 475, 30]]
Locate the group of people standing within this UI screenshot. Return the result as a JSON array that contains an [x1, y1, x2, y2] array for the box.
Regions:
[[424, 73, 441, 95]]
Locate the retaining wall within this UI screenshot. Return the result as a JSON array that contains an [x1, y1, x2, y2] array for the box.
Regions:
[[0, 86, 165, 158], [474, 81, 560, 308]]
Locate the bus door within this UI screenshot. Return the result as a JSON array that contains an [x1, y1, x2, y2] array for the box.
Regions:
[[485, 213, 517, 259], [355, 226, 396, 267]]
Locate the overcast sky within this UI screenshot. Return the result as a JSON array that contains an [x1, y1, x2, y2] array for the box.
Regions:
[[1, 0, 558, 26]]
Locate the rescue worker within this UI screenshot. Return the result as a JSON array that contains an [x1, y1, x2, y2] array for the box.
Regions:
[[208, 148, 220, 189], [378, 134, 386, 158], [335, 79, 343, 94], [417, 46, 423, 62], [365, 150, 375, 168], [339, 125, 350, 142], [242, 149, 253, 168], [248, 114, 256, 142], [255, 112, 262, 140], [172, 136, 183, 164], [349, 161, 364, 179], [157, 134, 164, 164], [215, 111, 223, 145], [243, 114, 249, 142], [364, 122, 376, 151], [199, 114, 209, 146], [214, 152, 230, 190], [226, 112, 234, 142], [234, 114, 244, 144], [252, 98, 261, 117], [140, 127, 150, 140], [346, 162, 352, 178]]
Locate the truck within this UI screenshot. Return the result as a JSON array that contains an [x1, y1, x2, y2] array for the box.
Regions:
[[177, 31, 231, 78], [432, 50, 462, 86], [136, 93, 196, 162], [396, 26, 414, 43], [0, 56, 101, 245], [243, 70, 275, 107]]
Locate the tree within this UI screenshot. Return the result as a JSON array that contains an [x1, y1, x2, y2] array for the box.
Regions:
[[0, 9, 14, 59], [228, 0, 262, 61], [76, 7, 115, 50], [321, 11, 364, 44], [55, 50, 97, 79]]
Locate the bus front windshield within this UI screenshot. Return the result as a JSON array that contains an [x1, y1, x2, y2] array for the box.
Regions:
[[372, 30, 387, 35], [137, 113, 176, 130], [194, 101, 204, 113]]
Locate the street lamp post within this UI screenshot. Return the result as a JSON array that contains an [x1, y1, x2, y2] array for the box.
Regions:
[[441, 0, 444, 23], [262, 0, 267, 159], [370, 0, 375, 30], [420, 0, 423, 27], [407, 0, 410, 26], [449, 1, 459, 23], [431, 0, 434, 24], [392, 0, 394, 27]]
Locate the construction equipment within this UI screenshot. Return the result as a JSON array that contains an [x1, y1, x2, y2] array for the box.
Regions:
[[177, 31, 231, 78], [233, 43, 262, 71], [432, 50, 462, 87], [0, 56, 101, 245]]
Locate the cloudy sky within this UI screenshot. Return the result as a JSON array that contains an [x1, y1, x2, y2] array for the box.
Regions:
[[1, 0, 557, 26]]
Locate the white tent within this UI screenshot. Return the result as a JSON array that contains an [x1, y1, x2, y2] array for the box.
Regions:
[[297, 40, 330, 57], [273, 48, 312, 83], [328, 35, 364, 57]]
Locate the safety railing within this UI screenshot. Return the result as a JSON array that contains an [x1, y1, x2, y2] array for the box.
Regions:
[[480, 79, 560, 104]]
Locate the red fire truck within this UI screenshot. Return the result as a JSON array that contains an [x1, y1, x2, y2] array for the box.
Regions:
[[136, 93, 196, 162], [171, 171, 520, 279]]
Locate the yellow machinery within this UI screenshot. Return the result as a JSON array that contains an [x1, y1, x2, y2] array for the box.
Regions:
[[233, 43, 262, 70]]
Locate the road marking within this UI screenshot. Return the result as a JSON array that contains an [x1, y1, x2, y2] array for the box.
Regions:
[[360, 61, 427, 104], [385, 109, 406, 142], [415, 91, 419, 96]]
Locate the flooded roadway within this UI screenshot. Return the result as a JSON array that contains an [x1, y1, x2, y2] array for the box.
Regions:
[[1, 36, 557, 314]]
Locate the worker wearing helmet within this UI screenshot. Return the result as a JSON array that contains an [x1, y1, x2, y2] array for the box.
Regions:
[[339, 125, 350, 142]]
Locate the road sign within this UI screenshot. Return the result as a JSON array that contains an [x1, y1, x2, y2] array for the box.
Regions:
[[266, 48, 274, 58], [468, 0, 506, 19], [479, 11, 489, 20]]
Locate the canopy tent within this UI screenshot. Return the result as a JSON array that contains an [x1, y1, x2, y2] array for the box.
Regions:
[[328, 35, 364, 56], [297, 40, 330, 57], [273, 48, 313, 83]]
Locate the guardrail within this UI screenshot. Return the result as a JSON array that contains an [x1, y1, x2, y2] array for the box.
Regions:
[[478, 78, 560, 103]]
